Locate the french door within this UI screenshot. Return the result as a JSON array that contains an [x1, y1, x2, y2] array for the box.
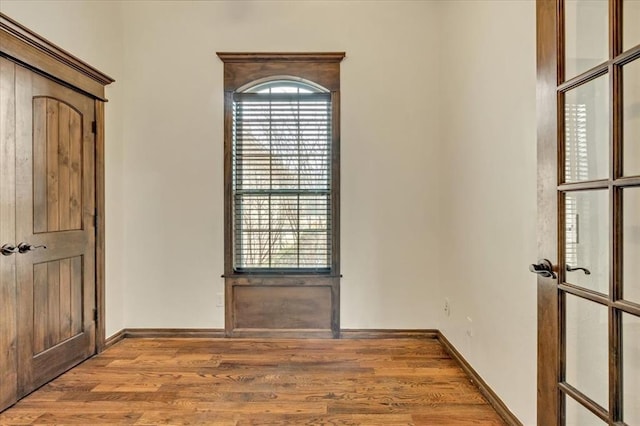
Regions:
[[536, 0, 639, 425]]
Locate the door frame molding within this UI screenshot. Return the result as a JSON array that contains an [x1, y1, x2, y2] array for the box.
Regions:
[[0, 14, 113, 100], [0, 13, 114, 360]]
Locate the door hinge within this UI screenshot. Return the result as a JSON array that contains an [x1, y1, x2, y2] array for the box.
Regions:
[[91, 121, 97, 134], [94, 209, 98, 231], [93, 308, 98, 322]]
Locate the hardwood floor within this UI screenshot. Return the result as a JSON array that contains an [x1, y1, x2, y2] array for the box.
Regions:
[[0, 338, 507, 425]]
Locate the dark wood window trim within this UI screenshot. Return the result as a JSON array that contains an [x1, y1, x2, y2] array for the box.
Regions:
[[217, 52, 344, 337]]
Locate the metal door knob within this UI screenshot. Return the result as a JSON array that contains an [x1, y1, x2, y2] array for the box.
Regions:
[[529, 259, 557, 279], [1, 244, 19, 256], [17, 242, 47, 253], [566, 264, 591, 275]]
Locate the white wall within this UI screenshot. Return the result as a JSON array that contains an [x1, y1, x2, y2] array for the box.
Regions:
[[437, 1, 537, 424], [118, 0, 444, 329], [0, 1, 126, 337], [0, 1, 539, 423]]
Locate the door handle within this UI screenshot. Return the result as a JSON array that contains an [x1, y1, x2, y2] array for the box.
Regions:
[[1, 244, 19, 256], [566, 264, 591, 275], [17, 242, 47, 254], [529, 259, 557, 279]]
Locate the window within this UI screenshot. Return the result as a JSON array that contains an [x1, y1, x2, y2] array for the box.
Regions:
[[218, 52, 344, 277], [218, 52, 344, 337], [233, 80, 332, 271]]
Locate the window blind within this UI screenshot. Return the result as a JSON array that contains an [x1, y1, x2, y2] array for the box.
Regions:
[[232, 91, 332, 271]]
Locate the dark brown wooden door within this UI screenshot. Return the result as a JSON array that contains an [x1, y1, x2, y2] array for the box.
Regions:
[[537, 0, 639, 424], [13, 64, 97, 397]]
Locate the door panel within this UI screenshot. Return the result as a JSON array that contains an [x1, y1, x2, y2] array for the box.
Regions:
[[563, 0, 608, 79], [564, 190, 609, 294], [622, 59, 640, 177], [33, 97, 84, 234], [563, 75, 609, 183], [31, 257, 83, 355], [0, 57, 18, 411], [14, 65, 96, 397], [565, 396, 607, 426], [623, 187, 640, 303], [564, 293, 609, 409], [537, 0, 640, 424], [622, 0, 640, 51], [622, 312, 640, 424]]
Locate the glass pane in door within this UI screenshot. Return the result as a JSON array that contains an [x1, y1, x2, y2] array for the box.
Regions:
[[623, 59, 640, 177], [623, 0, 640, 51], [566, 396, 607, 426], [564, 190, 609, 294], [564, 75, 609, 182], [565, 294, 608, 409], [623, 187, 640, 303], [564, 0, 608, 79], [623, 313, 640, 424]]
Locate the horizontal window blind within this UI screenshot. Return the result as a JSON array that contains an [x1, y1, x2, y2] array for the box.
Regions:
[[232, 91, 332, 271]]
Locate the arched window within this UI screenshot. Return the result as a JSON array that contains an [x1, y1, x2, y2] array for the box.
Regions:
[[218, 52, 344, 338], [232, 78, 332, 270]]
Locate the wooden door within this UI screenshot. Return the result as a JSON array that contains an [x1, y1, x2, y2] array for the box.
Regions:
[[536, 0, 640, 424], [13, 63, 97, 397], [0, 57, 19, 410]]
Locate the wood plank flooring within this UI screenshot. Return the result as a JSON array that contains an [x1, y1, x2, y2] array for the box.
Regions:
[[0, 338, 507, 425]]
